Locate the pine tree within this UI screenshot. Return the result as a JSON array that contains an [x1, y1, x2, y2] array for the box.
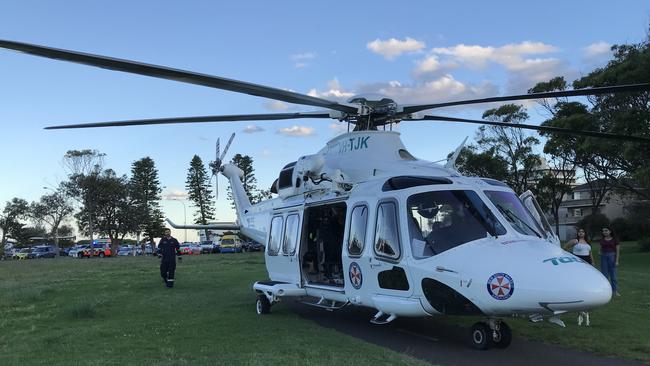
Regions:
[[130, 157, 165, 246], [227, 154, 269, 208], [185, 155, 215, 240]]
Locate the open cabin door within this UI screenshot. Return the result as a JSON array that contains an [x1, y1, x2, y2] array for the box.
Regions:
[[519, 190, 560, 246], [265, 211, 303, 285]]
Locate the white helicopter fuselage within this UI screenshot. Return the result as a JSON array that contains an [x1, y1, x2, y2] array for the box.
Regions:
[[222, 130, 612, 323]]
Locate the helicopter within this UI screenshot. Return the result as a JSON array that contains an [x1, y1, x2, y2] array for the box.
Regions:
[[2, 39, 649, 350]]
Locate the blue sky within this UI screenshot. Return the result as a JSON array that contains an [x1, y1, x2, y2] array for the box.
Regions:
[[1, 1, 649, 241]]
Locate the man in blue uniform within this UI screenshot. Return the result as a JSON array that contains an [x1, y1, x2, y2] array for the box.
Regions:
[[158, 228, 181, 288]]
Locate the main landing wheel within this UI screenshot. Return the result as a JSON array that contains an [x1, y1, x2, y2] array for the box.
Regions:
[[493, 321, 512, 349], [256, 295, 271, 315], [470, 322, 492, 350]]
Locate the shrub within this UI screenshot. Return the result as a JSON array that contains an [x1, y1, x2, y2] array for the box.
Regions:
[[70, 302, 98, 319], [611, 217, 633, 241], [639, 237, 650, 252], [578, 213, 610, 239]]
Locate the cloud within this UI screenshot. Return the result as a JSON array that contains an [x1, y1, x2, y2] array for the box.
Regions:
[[277, 125, 316, 137], [164, 190, 188, 201], [367, 37, 426, 60], [243, 125, 265, 133], [290, 52, 316, 68], [430, 41, 558, 71], [329, 122, 349, 135], [355, 75, 498, 105], [418, 41, 571, 94], [261, 148, 272, 157], [307, 78, 355, 101], [291, 52, 316, 61], [263, 100, 290, 111], [583, 41, 612, 62]]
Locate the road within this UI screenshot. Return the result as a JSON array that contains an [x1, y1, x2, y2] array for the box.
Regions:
[[287, 302, 645, 366]]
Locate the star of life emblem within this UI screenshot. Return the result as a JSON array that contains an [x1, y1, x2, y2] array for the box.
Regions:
[[487, 272, 514, 300], [349, 262, 363, 289]]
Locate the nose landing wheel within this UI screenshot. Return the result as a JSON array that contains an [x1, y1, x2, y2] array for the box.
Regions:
[[470, 320, 511, 350]]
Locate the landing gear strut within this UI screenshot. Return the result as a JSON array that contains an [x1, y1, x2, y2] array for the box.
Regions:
[[470, 320, 511, 350]]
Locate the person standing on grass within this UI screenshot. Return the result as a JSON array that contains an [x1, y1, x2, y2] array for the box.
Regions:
[[564, 228, 594, 326], [600, 227, 621, 297], [158, 228, 181, 288]]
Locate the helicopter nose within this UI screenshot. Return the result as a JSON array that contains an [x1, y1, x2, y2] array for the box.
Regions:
[[532, 259, 612, 313]]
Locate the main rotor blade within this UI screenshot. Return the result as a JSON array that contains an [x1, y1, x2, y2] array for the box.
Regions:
[[0, 39, 358, 115], [401, 83, 650, 115], [44, 112, 331, 129], [406, 115, 650, 143]]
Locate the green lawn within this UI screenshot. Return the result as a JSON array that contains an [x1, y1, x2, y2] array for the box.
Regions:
[[441, 241, 650, 362], [1, 244, 648, 365], [0, 254, 429, 366]]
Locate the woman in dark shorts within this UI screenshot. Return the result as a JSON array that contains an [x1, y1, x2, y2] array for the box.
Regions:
[[564, 228, 594, 326]]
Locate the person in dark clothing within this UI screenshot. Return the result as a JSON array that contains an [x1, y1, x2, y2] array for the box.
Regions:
[[600, 227, 620, 296], [158, 228, 181, 288]]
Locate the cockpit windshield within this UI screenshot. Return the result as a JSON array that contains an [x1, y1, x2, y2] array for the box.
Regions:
[[407, 190, 506, 258], [484, 190, 545, 239]]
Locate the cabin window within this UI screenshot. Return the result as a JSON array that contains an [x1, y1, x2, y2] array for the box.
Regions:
[[374, 201, 401, 260], [282, 214, 300, 255], [268, 216, 284, 256], [347, 205, 368, 257], [407, 190, 505, 257]]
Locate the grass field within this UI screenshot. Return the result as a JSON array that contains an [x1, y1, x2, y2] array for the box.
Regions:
[[0, 253, 429, 366], [1, 243, 648, 365], [441, 241, 650, 362]]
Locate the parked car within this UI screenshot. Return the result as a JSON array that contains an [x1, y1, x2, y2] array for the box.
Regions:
[[69, 245, 92, 258], [219, 235, 243, 253], [200, 241, 214, 254], [92, 243, 111, 258], [59, 247, 72, 256], [28, 245, 56, 259], [117, 245, 137, 256], [243, 241, 264, 252], [179, 243, 201, 255], [13, 248, 31, 260], [144, 244, 153, 255]]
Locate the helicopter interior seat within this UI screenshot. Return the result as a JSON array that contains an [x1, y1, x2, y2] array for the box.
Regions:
[[409, 215, 435, 258]]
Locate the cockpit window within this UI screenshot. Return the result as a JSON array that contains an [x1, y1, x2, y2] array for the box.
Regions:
[[484, 190, 545, 238], [407, 190, 505, 258]]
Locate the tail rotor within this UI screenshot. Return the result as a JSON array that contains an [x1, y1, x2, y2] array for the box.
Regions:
[[209, 132, 235, 200]]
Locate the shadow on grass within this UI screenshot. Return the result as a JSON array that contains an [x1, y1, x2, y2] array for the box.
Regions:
[[69, 299, 105, 319]]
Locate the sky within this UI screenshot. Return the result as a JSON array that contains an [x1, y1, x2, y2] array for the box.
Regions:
[[1, 0, 649, 241]]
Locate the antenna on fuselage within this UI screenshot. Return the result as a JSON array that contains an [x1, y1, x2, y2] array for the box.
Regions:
[[445, 136, 468, 171]]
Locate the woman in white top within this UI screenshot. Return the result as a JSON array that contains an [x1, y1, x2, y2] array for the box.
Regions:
[[563, 228, 594, 326], [564, 228, 594, 265]]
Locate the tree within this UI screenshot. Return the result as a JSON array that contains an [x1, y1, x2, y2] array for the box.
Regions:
[[0, 198, 29, 255], [130, 157, 165, 246], [471, 104, 542, 195], [455, 146, 510, 182], [226, 154, 273, 205], [76, 169, 138, 254], [535, 166, 575, 235], [185, 155, 215, 240], [30, 188, 74, 254], [539, 36, 650, 201], [15, 226, 48, 245], [62, 149, 106, 242], [527, 78, 578, 234]]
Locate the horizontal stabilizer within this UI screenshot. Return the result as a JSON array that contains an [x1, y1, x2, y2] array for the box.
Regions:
[[165, 218, 239, 230]]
